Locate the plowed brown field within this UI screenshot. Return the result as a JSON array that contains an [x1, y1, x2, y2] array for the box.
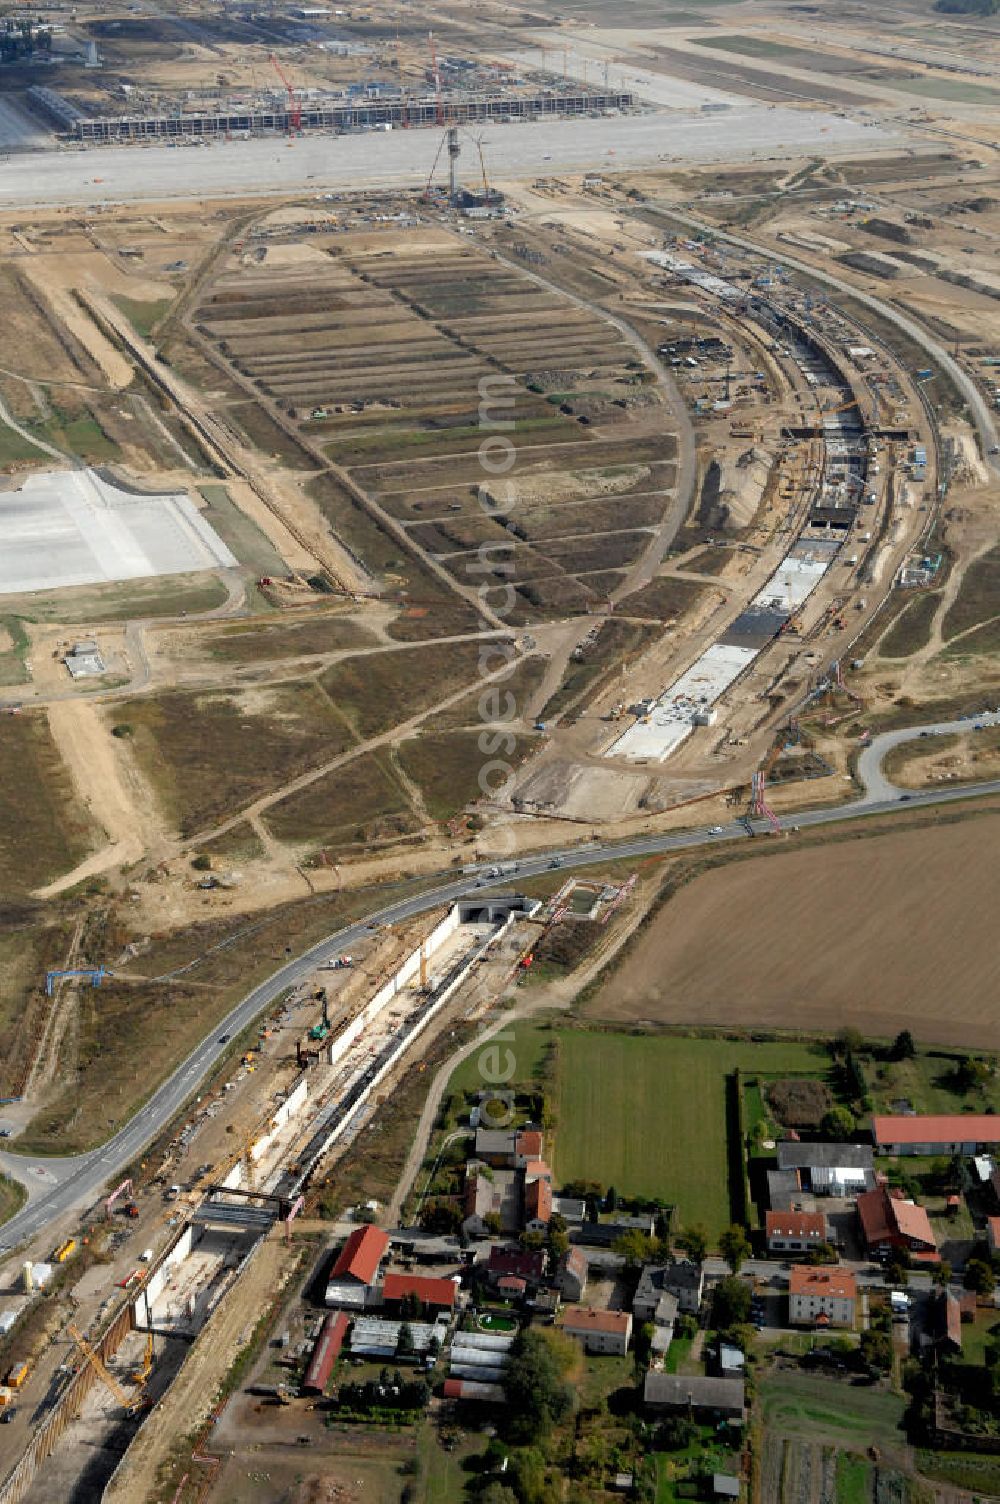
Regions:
[[589, 813, 1000, 1048]]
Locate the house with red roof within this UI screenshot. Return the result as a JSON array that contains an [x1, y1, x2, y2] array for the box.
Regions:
[[561, 1307, 632, 1356], [525, 1175, 553, 1232], [324, 1224, 390, 1308], [874, 1115, 1000, 1157], [765, 1209, 828, 1255], [856, 1186, 938, 1261], [515, 1129, 545, 1167], [381, 1272, 457, 1315], [788, 1267, 856, 1329], [487, 1245, 546, 1289]]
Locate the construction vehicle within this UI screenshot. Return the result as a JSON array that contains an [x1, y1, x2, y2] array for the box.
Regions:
[[122, 1202, 139, 1219], [308, 989, 331, 1042], [129, 1333, 154, 1387], [53, 1239, 76, 1264], [68, 1324, 145, 1416], [6, 1363, 28, 1390]]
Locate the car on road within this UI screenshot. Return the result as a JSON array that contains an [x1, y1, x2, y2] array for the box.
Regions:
[[899, 794, 912, 801], [218, 1034, 230, 1045], [709, 825, 724, 834], [0, 1408, 15, 1424]]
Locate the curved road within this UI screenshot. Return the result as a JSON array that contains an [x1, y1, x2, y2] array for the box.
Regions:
[[1, 713, 998, 1256]]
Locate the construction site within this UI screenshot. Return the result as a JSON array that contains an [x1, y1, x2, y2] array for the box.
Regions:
[[0, 0, 996, 1490], [0, 894, 545, 1501]]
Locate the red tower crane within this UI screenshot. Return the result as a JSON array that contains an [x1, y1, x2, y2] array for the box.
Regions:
[[270, 53, 302, 133]]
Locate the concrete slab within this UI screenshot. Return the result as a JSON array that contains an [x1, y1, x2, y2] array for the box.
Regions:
[[0, 469, 236, 595]]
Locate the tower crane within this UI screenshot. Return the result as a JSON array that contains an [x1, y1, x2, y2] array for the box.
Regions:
[[68, 1325, 145, 1415], [472, 132, 490, 199], [270, 54, 302, 134], [428, 32, 444, 125]]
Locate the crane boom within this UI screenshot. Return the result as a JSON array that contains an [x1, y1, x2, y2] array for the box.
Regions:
[[68, 1324, 144, 1413], [270, 53, 302, 132], [428, 32, 443, 125]]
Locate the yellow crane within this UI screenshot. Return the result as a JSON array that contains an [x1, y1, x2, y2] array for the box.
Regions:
[[822, 395, 859, 417], [130, 1331, 154, 1386], [68, 1324, 145, 1415]]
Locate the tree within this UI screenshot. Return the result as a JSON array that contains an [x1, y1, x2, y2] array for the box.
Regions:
[[719, 1224, 751, 1274], [396, 1322, 415, 1358], [419, 1198, 462, 1234], [655, 1414, 697, 1450], [478, 1488, 519, 1504], [820, 1105, 856, 1142], [932, 1260, 953, 1289], [885, 1258, 909, 1288], [503, 1331, 574, 1442], [605, 1185, 619, 1212], [832, 1027, 863, 1057], [614, 1229, 655, 1269], [547, 1214, 569, 1259], [889, 1029, 916, 1061], [484, 1212, 502, 1236], [859, 1327, 892, 1372], [713, 1275, 751, 1332], [965, 1259, 996, 1297], [676, 1224, 709, 1264]]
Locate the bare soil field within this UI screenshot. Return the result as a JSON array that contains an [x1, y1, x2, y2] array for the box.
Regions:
[[589, 813, 1000, 1047]]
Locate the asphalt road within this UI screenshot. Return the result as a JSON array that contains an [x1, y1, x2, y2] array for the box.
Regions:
[[0, 107, 893, 211], [1, 716, 998, 1257]]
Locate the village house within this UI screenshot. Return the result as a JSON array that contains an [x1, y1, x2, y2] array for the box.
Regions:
[[856, 1186, 938, 1261], [324, 1224, 390, 1309], [562, 1307, 632, 1356], [788, 1266, 857, 1329], [633, 1261, 704, 1319], [643, 1373, 746, 1422], [775, 1141, 875, 1196], [874, 1115, 1000, 1157], [765, 1209, 829, 1254], [557, 1246, 588, 1303]]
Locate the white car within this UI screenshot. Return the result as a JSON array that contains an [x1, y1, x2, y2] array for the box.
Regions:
[[709, 825, 724, 835]]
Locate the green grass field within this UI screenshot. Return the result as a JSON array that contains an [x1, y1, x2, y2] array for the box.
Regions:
[[551, 1032, 827, 1236], [759, 1370, 905, 1449], [112, 295, 173, 339], [835, 1453, 873, 1504], [866, 1048, 1000, 1116]]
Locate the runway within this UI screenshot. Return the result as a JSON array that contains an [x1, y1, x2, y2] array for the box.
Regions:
[[0, 105, 899, 210]]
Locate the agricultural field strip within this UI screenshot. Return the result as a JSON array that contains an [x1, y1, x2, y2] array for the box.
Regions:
[[178, 642, 532, 850], [192, 238, 679, 619]]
